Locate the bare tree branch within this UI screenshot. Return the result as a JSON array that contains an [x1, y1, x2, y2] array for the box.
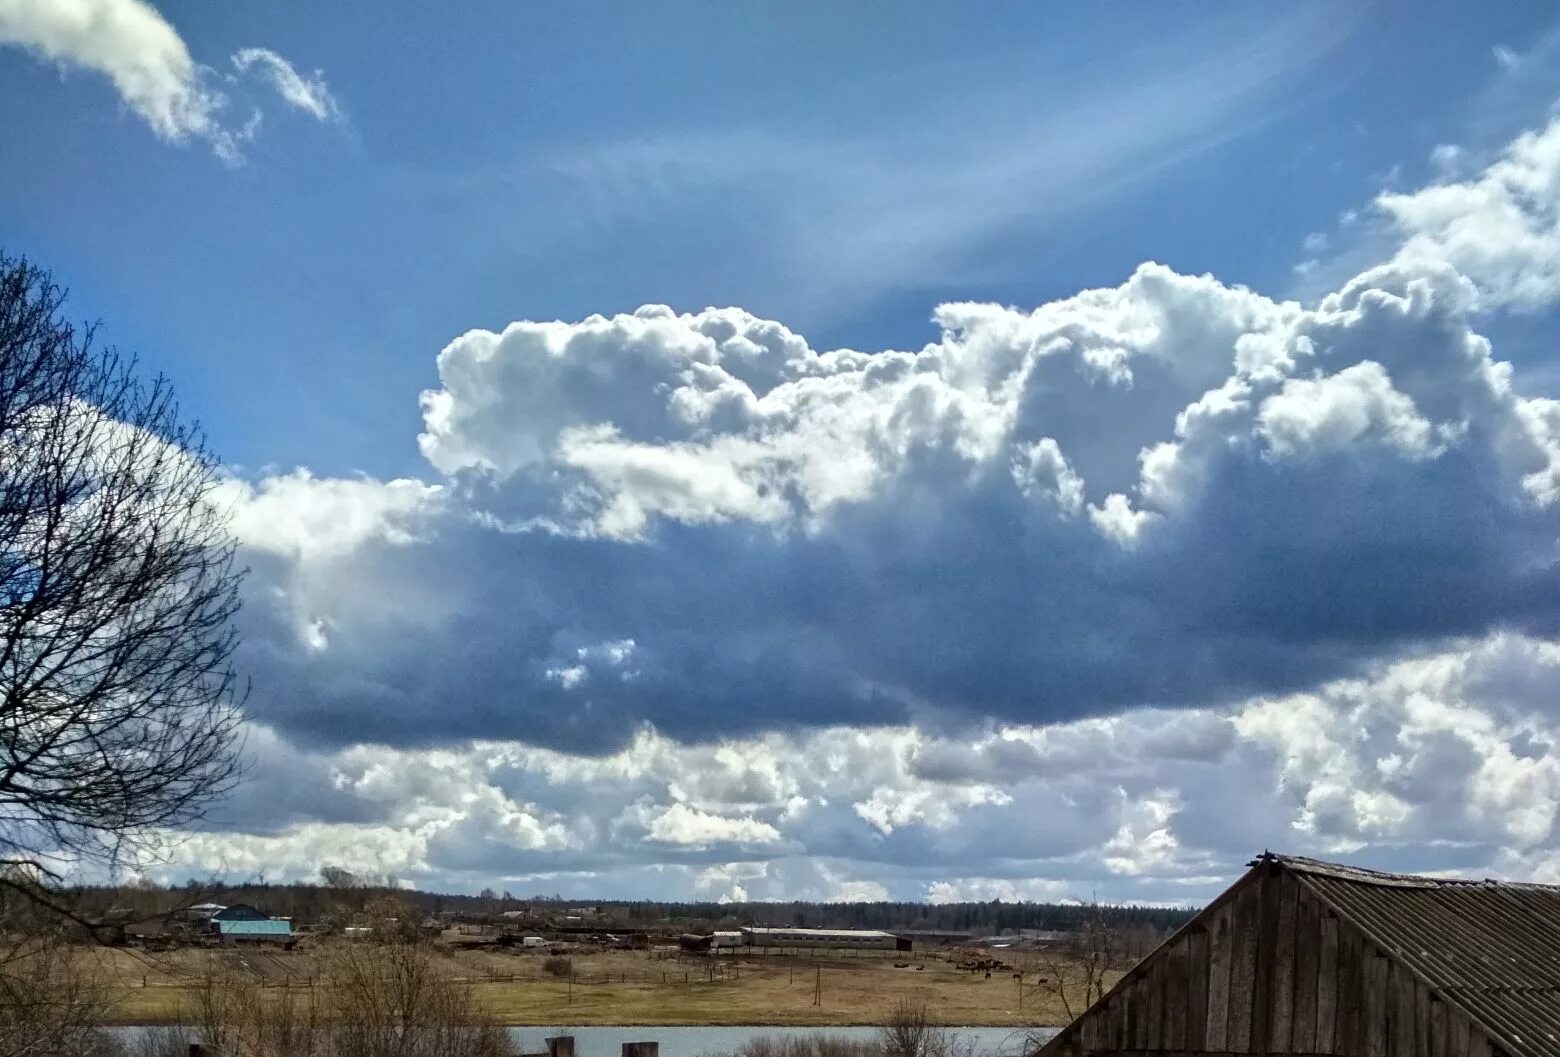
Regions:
[[0, 253, 245, 880]]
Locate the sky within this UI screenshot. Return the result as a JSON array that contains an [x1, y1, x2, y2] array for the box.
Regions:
[[10, 1, 1560, 906]]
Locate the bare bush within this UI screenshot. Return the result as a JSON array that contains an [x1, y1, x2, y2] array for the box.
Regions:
[[0, 933, 119, 1057], [319, 934, 514, 1057], [119, 1024, 191, 1057], [176, 964, 326, 1057], [167, 935, 513, 1057], [878, 1001, 974, 1057], [542, 955, 572, 979], [706, 1021, 977, 1057], [708, 1034, 880, 1057], [879, 999, 933, 1057]]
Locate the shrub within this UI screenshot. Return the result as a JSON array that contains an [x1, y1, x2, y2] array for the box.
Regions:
[[543, 955, 573, 978], [708, 1034, 879, 1057]]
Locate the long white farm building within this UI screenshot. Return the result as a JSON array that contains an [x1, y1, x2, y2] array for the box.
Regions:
[[740, 927, 908, 951]]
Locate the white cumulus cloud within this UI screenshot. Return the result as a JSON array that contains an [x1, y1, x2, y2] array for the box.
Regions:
[[0, 0, 341, 161]]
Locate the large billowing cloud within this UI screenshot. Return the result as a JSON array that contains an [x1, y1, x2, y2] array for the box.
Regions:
[[235, 257, 1560, 754], [168, 112, 1560, 900], [0, 0, 340, 162]]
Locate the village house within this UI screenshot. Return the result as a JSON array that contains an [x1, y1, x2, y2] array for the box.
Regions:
[[168, 902, 294, 947]]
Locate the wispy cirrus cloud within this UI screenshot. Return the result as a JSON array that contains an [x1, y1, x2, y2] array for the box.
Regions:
[[231, 47, 339, 123], [528, 4, 1361, 321]]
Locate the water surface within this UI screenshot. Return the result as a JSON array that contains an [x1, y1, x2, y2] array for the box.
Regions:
[[505, 1025, 1054, 1057], [113, 1023, 1058, 1057]]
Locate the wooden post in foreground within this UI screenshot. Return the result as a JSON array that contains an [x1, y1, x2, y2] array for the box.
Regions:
[[623, 1043, 659, 1057]]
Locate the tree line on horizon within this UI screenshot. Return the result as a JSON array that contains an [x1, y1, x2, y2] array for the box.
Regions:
[[67, 871, 1197, 937]]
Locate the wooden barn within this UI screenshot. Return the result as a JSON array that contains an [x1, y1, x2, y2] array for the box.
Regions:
[[1039, 853, 1560, 1057]]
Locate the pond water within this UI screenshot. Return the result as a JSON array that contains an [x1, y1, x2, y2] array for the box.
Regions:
[[114, 1024, 1058, 1057], [508, 1026, 1053, 1057]]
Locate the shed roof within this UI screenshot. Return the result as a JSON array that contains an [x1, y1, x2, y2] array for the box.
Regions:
[[1043, 853, 1560, 1057], [216, 919, 292, 936], [1273, 853, 1560, 1057]]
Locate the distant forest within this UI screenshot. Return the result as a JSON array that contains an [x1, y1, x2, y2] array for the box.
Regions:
[[71, 874, 1197, 935]]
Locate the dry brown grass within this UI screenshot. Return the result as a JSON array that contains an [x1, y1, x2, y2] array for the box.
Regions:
[[87, 943, 1117, 1028]]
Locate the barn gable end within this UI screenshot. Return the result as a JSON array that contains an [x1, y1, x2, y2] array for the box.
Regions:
[[1038, 853, 1549, 1057]]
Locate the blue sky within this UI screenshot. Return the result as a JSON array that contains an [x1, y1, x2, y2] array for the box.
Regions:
[[12, 2, 1560, 903], [3, 2, 1557, 480]]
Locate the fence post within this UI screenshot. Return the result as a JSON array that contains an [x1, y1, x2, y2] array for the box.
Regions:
[[623, 1044, 658, 1057], [547, 1035, 576, 1057]]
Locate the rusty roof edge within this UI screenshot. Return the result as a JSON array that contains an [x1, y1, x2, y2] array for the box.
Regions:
[[1289, 865, 1519, 1057], [1035, 858, 1269, 1055], [1263, 853, 1451, 889], [1266, 852, 1560, 893]]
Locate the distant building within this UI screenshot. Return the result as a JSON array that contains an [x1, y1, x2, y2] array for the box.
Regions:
[[1039, 852, 1560, 1057], [211, 904, 271, 922], [168, 902, 226, 934], [167, 903, 296, 946], [740, 927, 909, 952], [891, 929, 973, 946], [215, 918, 294, 946]]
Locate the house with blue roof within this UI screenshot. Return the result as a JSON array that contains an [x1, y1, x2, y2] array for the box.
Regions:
[[207, 904, 294, 947]]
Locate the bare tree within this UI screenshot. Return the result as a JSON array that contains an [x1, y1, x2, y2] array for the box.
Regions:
[[1032, 897, 1124, 1026], [0, 254, 245, 888], [320, 866, 359, 890]]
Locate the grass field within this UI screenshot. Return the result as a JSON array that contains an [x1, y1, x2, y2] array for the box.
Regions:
[[85, 942, 1112, 1028]]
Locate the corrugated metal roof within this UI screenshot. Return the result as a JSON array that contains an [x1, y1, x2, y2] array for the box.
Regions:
[[216, 919, 292, 936], [1276, 853, 1560, 1057]]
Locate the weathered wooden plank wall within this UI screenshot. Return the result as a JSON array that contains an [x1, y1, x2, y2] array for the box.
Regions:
[[1051, 863, 1502, 1057]]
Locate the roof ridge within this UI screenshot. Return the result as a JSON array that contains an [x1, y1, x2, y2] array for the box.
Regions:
[[1257, 852, 1560, 892]]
